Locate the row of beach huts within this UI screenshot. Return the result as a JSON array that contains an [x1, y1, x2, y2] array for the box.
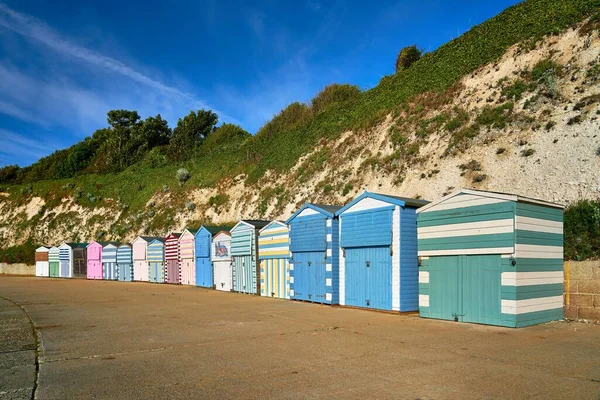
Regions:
[[34, 189, 565, 328]]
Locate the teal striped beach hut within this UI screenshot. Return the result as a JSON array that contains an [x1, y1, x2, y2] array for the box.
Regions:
[[147, 239, 165, 283], [416, 189, 564, 328]]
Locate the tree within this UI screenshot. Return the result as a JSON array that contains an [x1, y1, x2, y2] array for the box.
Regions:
[[168, 110, 218, 161], [395, 45, 422, 72], [202, 124, 251, 154], [0, 165, 20, 184]]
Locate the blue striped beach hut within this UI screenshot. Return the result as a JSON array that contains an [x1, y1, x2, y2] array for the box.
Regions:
[[147, 238, 165, 283], [286, 203, 341, 304], [336, 192, 429, 312], [117, 244, 133, 282], [230, 220, 270, 295], [102, 242, 119, 280]]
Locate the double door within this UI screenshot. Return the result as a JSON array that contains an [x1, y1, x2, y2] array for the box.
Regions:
[[427, 255, 501, 325], [292, 251, 327, 303], [344, 246, 392, 310]]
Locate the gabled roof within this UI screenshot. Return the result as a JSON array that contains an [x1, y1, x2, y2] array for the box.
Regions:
[[148, 238, 164, 244], [196, 225, 235, 236], [102, 242, 120, 248], [286, 203, 342, 223], [118, 243, 132, 248], [231, 220, 271, 231], [416, 188, 564, 214], [134, 236, 163, 243], [259, 220, 287, 233], [335, 191, 429, 216], [211, 230, 231, 237], [182, 228, 199, 236], [60, 242, 88, 249], [36, 246, 50, 251], [165, 232, 182, 239]]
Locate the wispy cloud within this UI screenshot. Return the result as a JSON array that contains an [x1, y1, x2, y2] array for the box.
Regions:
[[0, 128, 57, 161], [0, 2, 237, 123]]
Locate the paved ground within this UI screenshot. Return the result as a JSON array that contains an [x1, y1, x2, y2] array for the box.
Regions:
[[0, 276, 599, 399]]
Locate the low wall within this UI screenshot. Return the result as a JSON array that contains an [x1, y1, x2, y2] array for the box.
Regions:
[[564, 260, 600, 321], [0, 263, 35, 276]]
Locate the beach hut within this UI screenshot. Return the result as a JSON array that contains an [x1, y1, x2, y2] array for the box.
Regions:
[[179, 229, 198, 286], [132, 236, 161, 282], [286, 204, 341, 304], [35, 246, 50, 277], [230, 220, 270, 294], [212, 231, 232, 291], [164, 233, 181, 284], [117, 244, 134, 282], [336, 192, 429, 312], [416, 189, 564, 327], [194, 226, 234, 288], [48, 246, 60, 278], [102, 242, 119, 280], [86, 241, 104, 280], [59, 243, 75, 278], [72, 244, 87, 278], [258, 221, 290, 299], [147, 238, 165, 283]]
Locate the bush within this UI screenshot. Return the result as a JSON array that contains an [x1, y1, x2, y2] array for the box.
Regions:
[[531, 59, 563, 81], [395, 45, 422, 72], [476, 102, 514, 129], [501, 79, 529, 100], [186, 201, 196, 211], [564, 199, 600, 260], [209, 194, 229, 207], [520, 148, 536, 157], [545, 120, 556, 131], [311, 84, 361, 115], [496, 147, 506, 155], [176, 168, 191, 186]]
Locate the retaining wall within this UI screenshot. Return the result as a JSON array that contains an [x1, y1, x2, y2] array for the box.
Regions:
[[564, 260, 600, 321]]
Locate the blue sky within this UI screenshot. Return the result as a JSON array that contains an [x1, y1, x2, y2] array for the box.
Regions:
[[0, 0, 520, 167]]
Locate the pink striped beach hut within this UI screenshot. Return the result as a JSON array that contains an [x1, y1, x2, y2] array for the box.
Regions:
[[179, 229, 197, 286], [164, 232, 181, 284], [86, 241, 104, 280]]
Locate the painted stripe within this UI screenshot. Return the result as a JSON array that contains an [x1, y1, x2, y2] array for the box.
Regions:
[[418, 218, 514, 239], [418, 247, 514, 256], [501, 284, 563, 300], [258, 237, 289, 245], [501, 295, 563, 314], [422, 195, 509, 213], [515, 244, 563, 259], [516, 216, 563, 234], [418, 271, 429, 284], [326, 263, 332, 272], [326, 278, 332, 287], [325, 293, 332, 301], [392, 205, 400, 311], [326, 219, 332, 227], [501, 271, 563, 286], [419, 294, 429, 307]]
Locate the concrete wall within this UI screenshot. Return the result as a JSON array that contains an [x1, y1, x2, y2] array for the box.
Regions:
[[564, 260, 600, 321], [0, 263, 35, 276]]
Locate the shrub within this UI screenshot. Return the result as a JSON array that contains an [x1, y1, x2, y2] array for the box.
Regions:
[[476, 102, 514, 129], [496, 147, 506, 155], [209, 194, 229, 208], [342, 183, 353, 196], [186, 201, 196, 211], [395, 45, 422, 72], [176, 168, 191, 186], [501, 80, 528, 100], [567, 115, 582, 125], [564, 199, 600, 260], [545, 121, 556, 131], [459, 160, 482, 171], [520, 148, 536, 157], [311, 84, 361, 115], [445, 108, 469, 132], [531, 59, 563, 81], [473, 174, 487, 183]]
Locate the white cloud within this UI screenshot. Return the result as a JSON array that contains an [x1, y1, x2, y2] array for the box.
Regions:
[[0, 2, 237, 124], [0, 128, 55, 161]]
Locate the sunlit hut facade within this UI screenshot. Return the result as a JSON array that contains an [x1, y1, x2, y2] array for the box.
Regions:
[[212, 231, 233, 292], [258, 221, 290, 299], [35, 246, 50, 277], [132, 236, 162, 282], [230, 220, 270, 294], [101, 242, 119, 280], [86, 241, 104, 280], [179, 228, 198, 286], [117, 244, 133, 282], [195, 226, 234, 289], [48, 246, 60, 278], [164, 233, 181, 284], [147, 238, 165, 283], [336, 192, 428, 312], [286, 203, 341, 304], [417, 189, 564, 327]]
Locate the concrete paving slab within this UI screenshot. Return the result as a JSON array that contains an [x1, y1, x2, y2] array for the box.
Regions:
[[0, 276, 599, 399]]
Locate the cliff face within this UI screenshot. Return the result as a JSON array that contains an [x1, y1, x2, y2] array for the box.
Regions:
[[1, 19, 600, 248]]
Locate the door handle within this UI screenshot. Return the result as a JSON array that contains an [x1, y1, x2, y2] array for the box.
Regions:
[[366, 261, 370, 267]]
